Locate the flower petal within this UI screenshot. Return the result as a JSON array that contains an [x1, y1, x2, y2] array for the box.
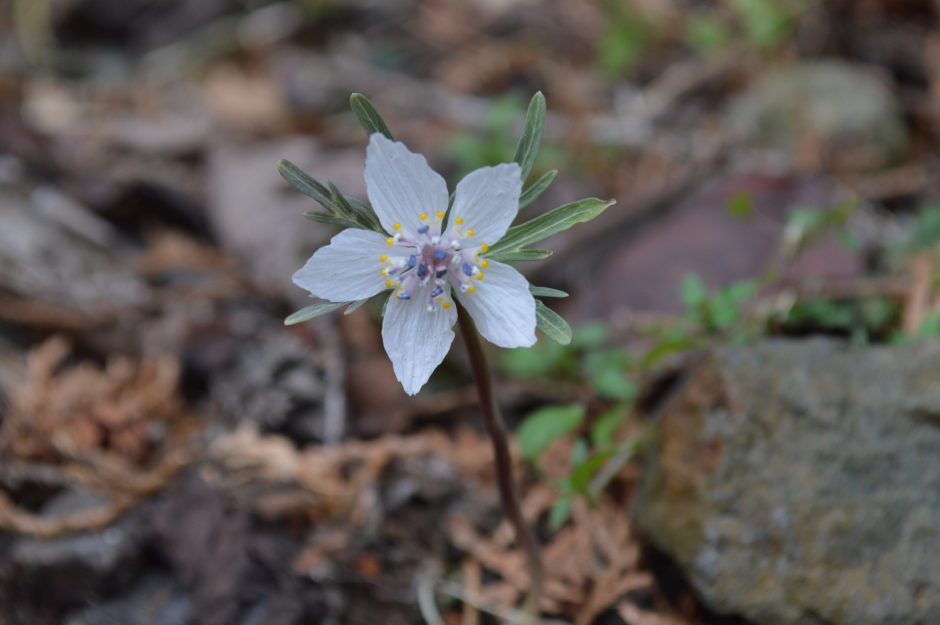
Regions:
[[382, 288, 457, 395], [455, 260, 536, 348], [448, 163, 522, 245], [365, 133, 449, 234], [293, 229, 396, 302]]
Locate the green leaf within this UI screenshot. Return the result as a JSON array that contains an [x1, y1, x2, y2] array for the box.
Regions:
[[484, 248, 553, 263], [501, 341, 567, 378], [519, 169, 556, 209], [536, 300, 572, 345], [680, 274, 709, 308], [303, 212, 359, 228], [530, 286, 568, 298], [569, 449, 616, 496], [548, 495, 573, 531], [512, 92, 546, 183], [584, 350, 636, 401], [285, 301, 346, 325], [591, 404, 628, 448], [278, 159, 337, 213], [571, 322, 610, 349], [345, 299, 369, 315], [329, 182, 381, 231], [350, 93, 393, 140], [517, 403, 585, 461], [488, 198, 615, 255]]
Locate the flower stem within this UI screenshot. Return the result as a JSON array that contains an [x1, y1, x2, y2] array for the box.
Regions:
[[457, 310, 543, 614]]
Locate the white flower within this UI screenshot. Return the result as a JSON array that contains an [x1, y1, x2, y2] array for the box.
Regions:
[[293, 133, 537, 395]]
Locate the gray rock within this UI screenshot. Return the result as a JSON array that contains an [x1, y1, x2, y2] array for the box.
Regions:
[[634, 339, 940, 625], [728, 60, 907, 170]]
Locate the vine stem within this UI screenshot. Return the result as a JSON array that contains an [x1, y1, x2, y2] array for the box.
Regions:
[[457, 309, 544, 615]]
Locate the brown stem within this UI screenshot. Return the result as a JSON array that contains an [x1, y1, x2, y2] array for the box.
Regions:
[[457, 310, 544, 614]]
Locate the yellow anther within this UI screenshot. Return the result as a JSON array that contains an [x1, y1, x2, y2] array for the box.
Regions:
[[466, 228, 475, 237], [455, 217, 464, 225], [385, 279, 393, 288], [386, 237, 394, 246], [442, 301, 452, 309], [393, 222, 401, 231], [480, 260, 489, 268], [435, 211, 445, 219], [380, 254, 388, 263], [467, 285, 476, 293], [480, 244, 489, 252], [419, 212, 428, 220], [476, 272, 485, 281], [381, 267, 389, 277]]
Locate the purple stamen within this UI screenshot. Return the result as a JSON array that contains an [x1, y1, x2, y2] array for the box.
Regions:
[[462, 263, 473, 276], [417, 263, 428, 279], [417, 225, 430, 234]]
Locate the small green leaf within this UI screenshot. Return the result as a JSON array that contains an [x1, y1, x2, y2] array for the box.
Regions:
[[345, 299, 369, 314], [285, 301, 346, 325], [350, 93, 393, 140], [548, 495, 573, 531], [484, 248, 553, 263], [727, 191, 754, 219], [329, 182, 381, 231], [303, 212, 358, 228], [591, 404, 628, 448], [489, 198, 615, 255], [569, 449, 616, 496], [519, 169, 557, 209], [584, 350, 636, 401], [530, 286, 568, 298], [679, 274, 709, 308], [571, 322, 610, 349], [536, 300, 572, 345], [517, 403, 585, 460], [512, 92, 546, 183], [278, 159, 337, 213]]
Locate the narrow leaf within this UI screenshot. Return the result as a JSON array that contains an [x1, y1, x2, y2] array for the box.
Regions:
[[530, 286, 568, 298], [536, 300, 572, 345], [285, 301, 346, 325], [512, 91, 546, 183], [350, 93, 393, 140], [489, 198, 615, 254], [303, 212, 359, 228], [344, 299, 369, 314], [484, 248, 553, 263], [329, 182, 381, 231], [278, 159, 338, 214], [517, 403, 585, 460], [519, 169, 556, 209]]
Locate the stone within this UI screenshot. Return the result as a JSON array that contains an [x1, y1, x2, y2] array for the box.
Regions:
[[728, 60, 907, 171], [634, 339, 940, 625]]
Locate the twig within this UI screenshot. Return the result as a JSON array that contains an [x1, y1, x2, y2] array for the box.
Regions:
[[436, 579, 569, 625], [457, 309, 544, 617]]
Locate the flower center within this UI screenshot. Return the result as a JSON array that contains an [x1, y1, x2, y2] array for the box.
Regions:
[[378, 213, 490, 312]]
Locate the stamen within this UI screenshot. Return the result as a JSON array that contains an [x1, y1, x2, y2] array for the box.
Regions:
[[386, 237, 394, 246], [455, 217, 464, 225], [431, 287, 443, 297], [467, 285, 476, 293], [419, 212, 428, 221], [417, 263, 428, 279], [476, 272, 485, 280], [417, 225, 430, 234], [407, 255, 417, 267], [480, 260, 489, 268], [466, 228, 475, 237], [442, 301, 452, 309], [480, 244, 489, 252], [462, 263, 473, 276], [435, 211, 445, 219], [393, 222, 401, 231], [380, 254, 388, 263]]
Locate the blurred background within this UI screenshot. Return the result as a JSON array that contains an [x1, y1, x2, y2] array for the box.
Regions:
[[1, 1, 939, 624]]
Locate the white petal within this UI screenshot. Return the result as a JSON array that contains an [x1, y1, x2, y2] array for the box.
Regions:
[[365, 134, 449, 234], [448, 163, 521, 245], [381, 287, 457, 395], [293, 229, 396, 302], [455, 260, 536, 348]]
